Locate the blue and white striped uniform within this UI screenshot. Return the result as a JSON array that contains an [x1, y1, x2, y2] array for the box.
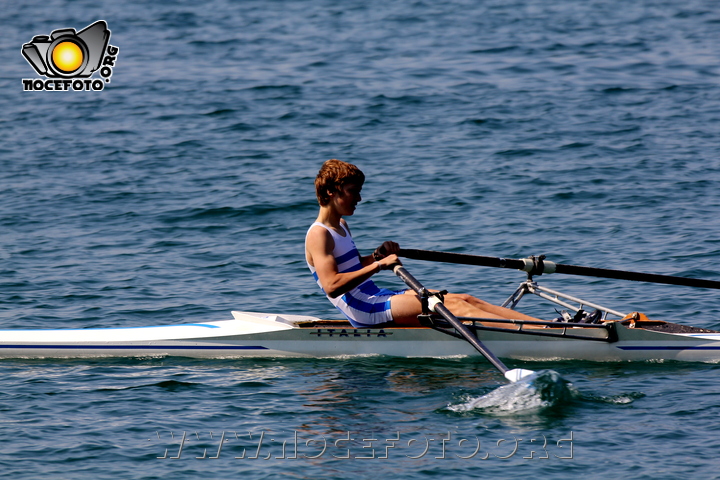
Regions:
[[306, 222, 405, 327]]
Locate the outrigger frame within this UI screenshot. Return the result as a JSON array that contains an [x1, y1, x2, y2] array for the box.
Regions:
[[501, 279, 626, 320]]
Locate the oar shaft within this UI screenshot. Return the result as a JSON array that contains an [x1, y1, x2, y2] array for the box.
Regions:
[[433, 303, 510, 374], [553, 263, 720, 289], [393, 265, 510, 375], [399, 248, 720, 290], [399, 249, 526, 270]]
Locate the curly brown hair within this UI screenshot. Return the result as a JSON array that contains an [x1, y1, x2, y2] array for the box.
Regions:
[[314, 159, 365, 206]]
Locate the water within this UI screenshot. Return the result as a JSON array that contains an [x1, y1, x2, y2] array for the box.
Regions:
[[2, 0, 720, 478]]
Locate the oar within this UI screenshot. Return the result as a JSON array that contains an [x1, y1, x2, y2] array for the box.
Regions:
[[392, 265, 534, 383], [398, 249, 720, 290]]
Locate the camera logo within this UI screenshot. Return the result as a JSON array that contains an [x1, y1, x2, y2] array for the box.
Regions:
[[22, 20, 119, 91]]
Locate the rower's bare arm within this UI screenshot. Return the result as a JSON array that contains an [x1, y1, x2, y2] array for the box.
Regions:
[[307, 226, 383, 298]]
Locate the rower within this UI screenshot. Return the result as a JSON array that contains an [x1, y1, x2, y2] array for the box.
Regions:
[[304, 159, 544, 328]]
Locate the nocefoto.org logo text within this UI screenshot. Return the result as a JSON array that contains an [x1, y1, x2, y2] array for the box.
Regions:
[[21, 20, 119, 91]]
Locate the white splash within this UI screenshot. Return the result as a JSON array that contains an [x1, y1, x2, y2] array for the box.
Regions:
[[449, 370, 577, 414]]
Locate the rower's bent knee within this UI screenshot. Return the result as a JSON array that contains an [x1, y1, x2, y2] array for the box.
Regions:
[[445, 296, 469, 308], [448, 293, 485, 304], [447, 293, 468, 301]]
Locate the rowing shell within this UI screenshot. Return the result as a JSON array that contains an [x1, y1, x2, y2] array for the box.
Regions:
[[1, 311, 720, 362]]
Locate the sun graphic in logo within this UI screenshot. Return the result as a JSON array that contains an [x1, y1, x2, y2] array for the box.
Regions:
[[51, 41, 84, 73]]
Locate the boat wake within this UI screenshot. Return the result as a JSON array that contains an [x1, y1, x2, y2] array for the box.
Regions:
[[448, 370, 578, 415]]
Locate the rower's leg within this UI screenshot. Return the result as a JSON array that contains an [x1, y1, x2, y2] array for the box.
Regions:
[[388, 292, 425, 326], [446, 294, 541, 322], [390, 291, 540, 327], [442, 295, 526, 327]]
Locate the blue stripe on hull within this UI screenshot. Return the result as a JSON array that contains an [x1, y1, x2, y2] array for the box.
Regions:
[[618, 346, 720, 351], [0, 345, 268, 350]]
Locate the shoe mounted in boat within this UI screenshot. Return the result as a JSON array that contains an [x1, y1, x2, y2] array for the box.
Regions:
[[579, 309, 603, 324], [552, 310, 574, 323]]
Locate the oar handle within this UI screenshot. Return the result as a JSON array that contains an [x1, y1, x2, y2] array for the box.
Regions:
[[392, 265, 511, 375]]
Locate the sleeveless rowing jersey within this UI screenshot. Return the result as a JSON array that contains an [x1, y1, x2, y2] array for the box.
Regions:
[[306, 222, 404, 327]]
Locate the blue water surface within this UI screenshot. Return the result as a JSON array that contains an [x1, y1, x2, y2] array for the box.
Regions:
[[2, 0, 720, 478]]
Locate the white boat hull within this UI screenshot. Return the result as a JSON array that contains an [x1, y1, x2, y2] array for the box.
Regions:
[[2, 311, 720, 362]]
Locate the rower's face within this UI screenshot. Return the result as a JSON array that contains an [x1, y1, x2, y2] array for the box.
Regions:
[[336, 183, 362, 215]]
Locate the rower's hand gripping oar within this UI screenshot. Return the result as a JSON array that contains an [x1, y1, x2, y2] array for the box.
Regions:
[[391, 264, 534, 383]]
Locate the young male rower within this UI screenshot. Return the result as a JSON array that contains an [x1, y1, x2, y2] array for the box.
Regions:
[[305, 159, 543, 328]]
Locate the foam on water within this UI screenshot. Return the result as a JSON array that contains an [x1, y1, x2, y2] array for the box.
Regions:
[[448, 370, 578, 415]]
